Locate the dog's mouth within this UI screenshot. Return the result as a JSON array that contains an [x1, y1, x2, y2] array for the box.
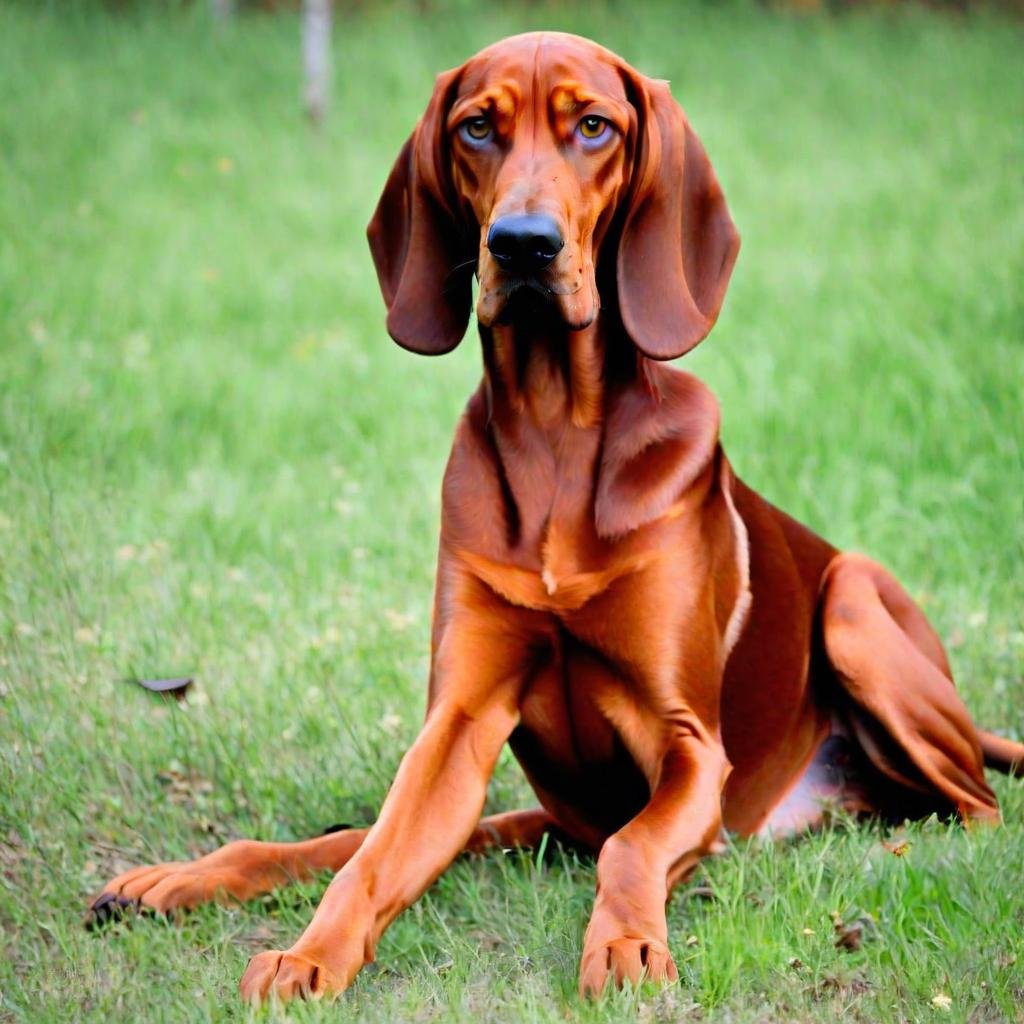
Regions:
[[478, 261, 596, 333], [494, 278, 559, 324]]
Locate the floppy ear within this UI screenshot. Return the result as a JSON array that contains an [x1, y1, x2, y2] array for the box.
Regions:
[[367, 68, 475, 355], [616, 76, 740, 361]]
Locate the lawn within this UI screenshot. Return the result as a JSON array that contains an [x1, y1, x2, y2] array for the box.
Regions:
[[1, 1, 1022, 1021]]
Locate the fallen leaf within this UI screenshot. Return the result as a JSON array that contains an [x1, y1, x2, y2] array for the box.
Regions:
[[833, 912, 876, 952], [883, 838, 911, 857], [157, 765, 213, 809], [685, 884, 717, 902], [136, 676, 193, 701]]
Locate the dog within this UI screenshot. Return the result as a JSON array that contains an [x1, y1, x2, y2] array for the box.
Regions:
[[88, 32, 1023, 1003]]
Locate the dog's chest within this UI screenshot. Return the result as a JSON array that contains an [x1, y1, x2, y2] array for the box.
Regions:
[[508, 626, 663, 834], [446, 426, 663, 614]]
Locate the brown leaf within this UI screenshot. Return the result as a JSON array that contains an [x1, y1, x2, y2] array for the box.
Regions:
[[833, 913, 875, 952], [883, 838, 911, 857], [835, 923, 863, 951], [136, 676, 193, 701]]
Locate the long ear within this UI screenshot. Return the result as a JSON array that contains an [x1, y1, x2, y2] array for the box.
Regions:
[[366, 68, 475, 355], [616, 77, 740, 361]]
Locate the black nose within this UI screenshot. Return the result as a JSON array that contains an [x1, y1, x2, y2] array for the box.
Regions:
[[486, 214, 564, 275]]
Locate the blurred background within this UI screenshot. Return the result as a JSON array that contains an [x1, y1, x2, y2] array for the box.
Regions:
[[1, 2, 1022, 1022]]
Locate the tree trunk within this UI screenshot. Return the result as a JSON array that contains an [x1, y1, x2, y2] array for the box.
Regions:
[[303, 0, 332, 126]]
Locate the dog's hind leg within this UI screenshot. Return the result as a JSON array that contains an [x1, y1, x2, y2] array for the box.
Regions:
[[465, 808, 569, 852], [86, 827, 370, 924], [820, 552, 1000, 823], [977, 729, 1024, 777], [86, 809, 558, 924]]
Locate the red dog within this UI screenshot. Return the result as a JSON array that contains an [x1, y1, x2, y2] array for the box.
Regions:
[[89, 33, 1022, 1003]]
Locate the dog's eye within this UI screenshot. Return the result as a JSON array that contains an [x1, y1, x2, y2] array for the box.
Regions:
[[461, 117, 492, 143], [577, 116, 610, 143]]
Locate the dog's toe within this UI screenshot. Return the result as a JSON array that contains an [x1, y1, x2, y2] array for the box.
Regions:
[[579, 936, 678, 997], [240, 949, 346, 1004], [84, 892, 141, 930]]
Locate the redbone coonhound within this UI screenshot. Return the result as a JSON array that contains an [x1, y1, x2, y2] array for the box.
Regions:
[[88, 32, 1023, 1003]]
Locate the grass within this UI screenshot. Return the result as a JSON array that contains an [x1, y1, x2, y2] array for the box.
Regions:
[[1, 1, 1022, 1021]]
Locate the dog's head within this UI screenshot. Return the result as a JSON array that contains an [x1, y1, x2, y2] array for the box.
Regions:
[[367, 32, 739, 360]]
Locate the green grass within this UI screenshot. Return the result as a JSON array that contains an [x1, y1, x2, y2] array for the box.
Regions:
[[1, 2, 1022, 1021]]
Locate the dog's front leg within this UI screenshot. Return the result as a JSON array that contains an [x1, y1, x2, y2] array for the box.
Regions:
[[579, 716, 730, 996], [240, 567, 533, 1004]]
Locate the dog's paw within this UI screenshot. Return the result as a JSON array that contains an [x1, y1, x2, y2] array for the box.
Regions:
[[579, 935, 678, 997], [240, 949, 347, 1004], [85, 860, 252, 927]]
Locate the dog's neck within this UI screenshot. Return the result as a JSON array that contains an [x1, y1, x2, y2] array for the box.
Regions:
[[480, 313, 653, 437], [470, 310, 719, 555]]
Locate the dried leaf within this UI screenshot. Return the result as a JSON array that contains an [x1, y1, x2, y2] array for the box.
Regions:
[[685, 884, 717, 902], [835, 924, 863, 951], [157, 766, 213, 809], [883, 838, 911, 857], [833, 914, 875, 952], [136, 676, 193, 701]]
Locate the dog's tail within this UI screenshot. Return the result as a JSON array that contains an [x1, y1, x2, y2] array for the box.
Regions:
[[978, 729, 1024, 778]]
